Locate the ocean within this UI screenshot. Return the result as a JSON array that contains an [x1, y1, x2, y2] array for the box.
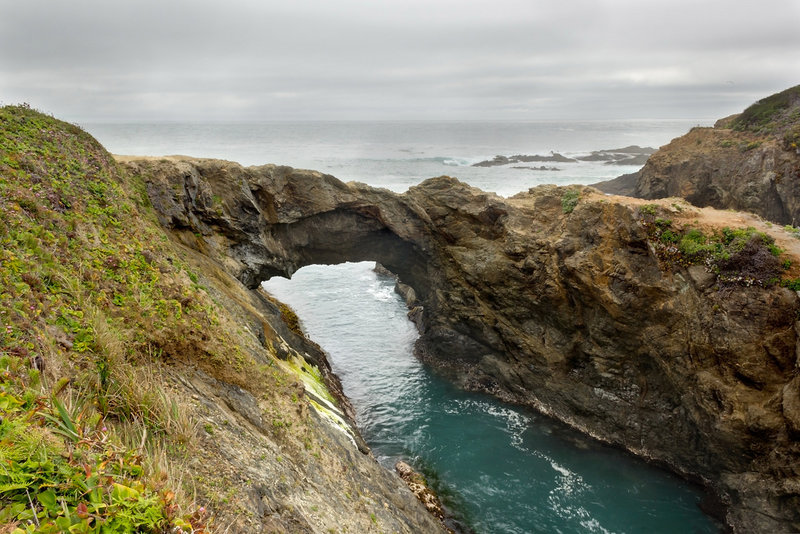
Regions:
[[82, 119, 705, 196], [84, 119, 720, 533]]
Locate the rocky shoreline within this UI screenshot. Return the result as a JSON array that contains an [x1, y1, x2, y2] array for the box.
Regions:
[[593, 86, 800, 226], [5, 86, 800, 533], [122, 151, 800, 533]]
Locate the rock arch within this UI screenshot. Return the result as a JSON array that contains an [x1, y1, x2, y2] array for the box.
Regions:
[[124, 156, 800, 533]]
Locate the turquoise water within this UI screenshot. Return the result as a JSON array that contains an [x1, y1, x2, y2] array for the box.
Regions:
[[89, 118, 721, 532], [263, 262, 720, 534]]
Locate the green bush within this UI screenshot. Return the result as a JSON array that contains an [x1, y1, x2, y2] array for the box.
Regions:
[[640, 204, 658, 216], [561, 190, 580, 214], [678, 229, 717, 257], [660, 230, 679, 243], [783, 278, 800, 291], [739, 141, 762, 152], [646, 222, 786, 286]]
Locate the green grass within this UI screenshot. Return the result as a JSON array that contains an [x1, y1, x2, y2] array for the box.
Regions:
[[0, 359, 209, 533], [730, 85, 800, 134], [0, 105, 222, 532]]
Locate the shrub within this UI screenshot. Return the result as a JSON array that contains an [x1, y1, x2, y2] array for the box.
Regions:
[[678, 229, 717, 257], [640, 204, 658, 216], [645, 221, 788, 287], [783, 278, 800, 291], [660, 230, 679, 243], [715, 234, 781, 281], [739, 141, 762, 152], [561, 190, 580, 214]]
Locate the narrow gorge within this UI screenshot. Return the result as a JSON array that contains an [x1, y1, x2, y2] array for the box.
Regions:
[[122, 152, 800, 533], [4, 92, 800, 533]]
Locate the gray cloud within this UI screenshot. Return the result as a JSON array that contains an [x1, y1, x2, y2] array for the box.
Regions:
[[1, 0, 798, 120]]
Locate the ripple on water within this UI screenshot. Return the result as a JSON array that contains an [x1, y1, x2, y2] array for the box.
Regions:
[[263, 262, 720, 534]]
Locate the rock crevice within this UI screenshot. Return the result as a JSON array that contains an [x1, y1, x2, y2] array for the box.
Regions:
[[124, 157, 800, 533]]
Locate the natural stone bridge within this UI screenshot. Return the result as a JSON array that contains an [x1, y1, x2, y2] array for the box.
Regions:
[[124, 156, 800, 533]]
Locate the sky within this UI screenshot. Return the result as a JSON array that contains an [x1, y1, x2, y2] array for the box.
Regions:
[[1, 0, 799, 122]]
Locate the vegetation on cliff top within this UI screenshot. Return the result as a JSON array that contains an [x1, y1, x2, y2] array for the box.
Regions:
[[0, 104, 444, 534], [0, 104, 334, 532], [0, 104, 220, 532], [638, 204, 796, 288], [728, 85, 800, 149]]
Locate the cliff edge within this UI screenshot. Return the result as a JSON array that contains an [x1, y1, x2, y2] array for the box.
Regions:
[[0, 106, 446, 533], [594, 85, 800, 225], [123, 154, 800, 533], [4, 101, 800, 533]]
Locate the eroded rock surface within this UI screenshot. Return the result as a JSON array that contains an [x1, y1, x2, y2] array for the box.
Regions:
[[594, 85, 800, 225], [123, 156, 800, 533]]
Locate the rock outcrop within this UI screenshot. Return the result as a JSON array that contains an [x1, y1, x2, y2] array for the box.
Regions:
[[576, 145, 655, 165], [0, 105, 447, 534], [593, 85, 800, 225], [124, 156, 800, 533], [472, 153, 576, 167]]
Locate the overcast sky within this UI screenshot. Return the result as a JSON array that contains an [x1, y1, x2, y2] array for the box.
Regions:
[[1, 0, 798, 121]]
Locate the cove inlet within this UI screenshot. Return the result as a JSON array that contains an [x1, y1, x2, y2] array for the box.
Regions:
[[263, 262, 720, 534]]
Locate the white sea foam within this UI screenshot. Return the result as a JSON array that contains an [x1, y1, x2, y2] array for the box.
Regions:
[[367, 283, 395, 302]]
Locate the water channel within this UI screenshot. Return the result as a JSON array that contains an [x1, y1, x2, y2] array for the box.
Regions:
[[263, 262, 719, 534]]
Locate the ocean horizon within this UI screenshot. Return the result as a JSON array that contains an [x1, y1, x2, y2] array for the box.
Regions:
[[83, 118, 710, 197]]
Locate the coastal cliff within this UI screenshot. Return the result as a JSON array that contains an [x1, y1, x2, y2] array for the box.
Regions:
[[0, 106, 446, 533], [594, 85, 800, 225], [124, 154, 800, 533], [4, 100, 800, 534]]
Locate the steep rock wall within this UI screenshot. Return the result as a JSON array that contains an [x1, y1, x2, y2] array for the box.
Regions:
[[124, 156, 800, 533], [632, 127, 800, 225], [0, 104, 447, 534]]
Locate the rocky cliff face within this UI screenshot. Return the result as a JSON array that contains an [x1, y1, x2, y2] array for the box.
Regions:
[[594, 85, 800, 226], [0, 106, 447, 534], [124, 156, 800, 533]]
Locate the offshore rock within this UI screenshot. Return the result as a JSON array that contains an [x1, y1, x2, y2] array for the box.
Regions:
[[575, 145, 655, 165], [472, 152, 576, 167], [124, 157, 800, 533]]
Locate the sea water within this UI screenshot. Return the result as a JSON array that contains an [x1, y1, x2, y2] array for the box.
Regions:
[[83, 119, 705, 196], [84, 119, 720, 533], [263, 263, 718, 534]]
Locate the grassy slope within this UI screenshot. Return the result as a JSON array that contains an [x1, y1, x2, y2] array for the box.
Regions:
[[0, 106, 330, 532], [729, 84, 800, 149]]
